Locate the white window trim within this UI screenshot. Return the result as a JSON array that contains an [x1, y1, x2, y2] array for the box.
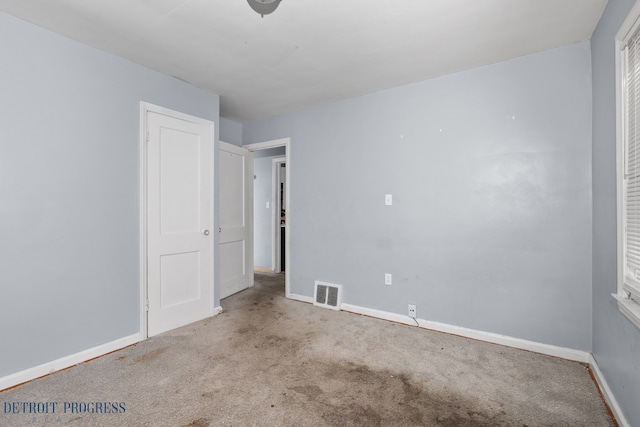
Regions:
[[615, 0, 640, 331]]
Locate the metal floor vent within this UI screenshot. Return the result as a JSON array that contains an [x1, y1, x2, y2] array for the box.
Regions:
[[313, 281, 342, 311]]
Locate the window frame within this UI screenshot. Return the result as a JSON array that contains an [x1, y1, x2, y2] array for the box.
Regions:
[[615, 0, 640, 331]]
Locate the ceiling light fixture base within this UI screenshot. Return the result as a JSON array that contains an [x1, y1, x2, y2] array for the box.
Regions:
[[247, 0, 282, 17]]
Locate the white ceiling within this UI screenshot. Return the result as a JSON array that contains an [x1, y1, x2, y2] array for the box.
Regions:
[[1, 0, 608, 122]]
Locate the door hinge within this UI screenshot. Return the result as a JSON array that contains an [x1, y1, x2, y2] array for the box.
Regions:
[[145, 299, 149, 312], [146, 131, 149, 143]]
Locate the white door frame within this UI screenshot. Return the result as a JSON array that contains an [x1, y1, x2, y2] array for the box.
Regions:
[[272, 157, 286, 272], [244, 138, 291, 298], [139, 102, 215, 340]]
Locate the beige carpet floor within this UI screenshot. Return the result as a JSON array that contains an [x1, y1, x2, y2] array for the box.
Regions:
[[0, 272, 615, 426]]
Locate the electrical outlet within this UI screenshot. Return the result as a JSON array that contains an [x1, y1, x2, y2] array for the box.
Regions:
[[408, 304, 417, 318], [385, 194, 393, 206], [385, 273, 392, 285]]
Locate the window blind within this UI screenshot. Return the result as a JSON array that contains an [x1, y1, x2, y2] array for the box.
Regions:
[[625, 28, 640, 302]]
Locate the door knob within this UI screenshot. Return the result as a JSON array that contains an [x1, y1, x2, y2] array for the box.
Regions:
[[203, 229, 210, 236]]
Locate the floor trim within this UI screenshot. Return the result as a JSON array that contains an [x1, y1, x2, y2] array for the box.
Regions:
[[0, 334, 140, 392], [287, 293, 314, 304], [589, 355, 630, 427], [340, 303, 590, 363]]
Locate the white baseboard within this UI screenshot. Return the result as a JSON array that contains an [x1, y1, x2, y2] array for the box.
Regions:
[[0, 334, 140, 392], [589, 355, 630, 427], [340, 303, 590, 363], [287, 293, 314, 304], [418, 319, 591, 363], [341, 303, 417, 326]]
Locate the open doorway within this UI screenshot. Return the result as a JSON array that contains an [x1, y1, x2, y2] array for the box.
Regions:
[[244, 138, 291, 298], [273, 157, 286, 273]]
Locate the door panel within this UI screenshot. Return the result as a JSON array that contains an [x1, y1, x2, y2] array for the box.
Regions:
[[219, 141, 252, 299], [147, 110, 213, 336], [160, 251, 200, 308], [159, 128, 201, 233]]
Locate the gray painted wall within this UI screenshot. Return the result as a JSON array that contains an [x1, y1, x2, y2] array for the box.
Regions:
[[220, 118, 242, 146], [244, 42, 593, 351], [0, 13, 219, 377], [253, 154, 285, 269], [591, 1, 640, 425]]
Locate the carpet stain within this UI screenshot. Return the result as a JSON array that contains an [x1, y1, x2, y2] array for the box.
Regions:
[[289, 384, 323, 400], [181, 418, 210, 427], [322, 403, 382, 427], [302, 361, 505, 427], [201, 391, 217, 399], [224, 275, 503, 426], [131, 347, 168, 364], [264, 335, 287, 345]]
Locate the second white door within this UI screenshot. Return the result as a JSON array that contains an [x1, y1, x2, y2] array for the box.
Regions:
[[219, 141, 253, 299]]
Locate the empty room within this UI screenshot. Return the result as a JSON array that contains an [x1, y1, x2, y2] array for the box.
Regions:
[[1, 0, 639, 426]]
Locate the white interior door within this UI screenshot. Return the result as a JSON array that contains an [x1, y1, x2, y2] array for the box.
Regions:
[[219, 141, 253, 299], [146, 108, 214, 337]]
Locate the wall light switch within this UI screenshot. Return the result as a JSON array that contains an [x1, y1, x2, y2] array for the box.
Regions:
[[266, 202, 270, 208], [385, 194, 393, 206]]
